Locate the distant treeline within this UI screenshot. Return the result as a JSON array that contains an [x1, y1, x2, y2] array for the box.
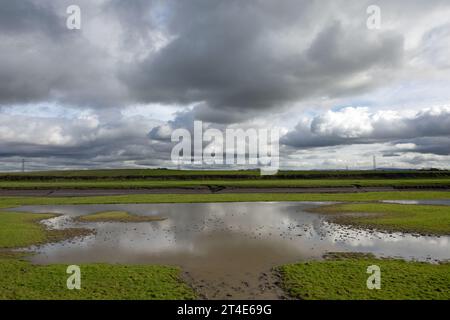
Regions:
[[0, 169, 449, 181]]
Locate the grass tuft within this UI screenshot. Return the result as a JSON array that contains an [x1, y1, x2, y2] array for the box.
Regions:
[[76, 211, 166, 223], [0, 211, 92, 249]]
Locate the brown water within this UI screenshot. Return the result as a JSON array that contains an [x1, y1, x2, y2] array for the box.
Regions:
[[15, 202, 450, 299]]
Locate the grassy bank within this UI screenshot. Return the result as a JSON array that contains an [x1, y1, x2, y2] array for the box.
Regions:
[[1, 178, 450, 189], [76, 211, 166, 223], [0, 191, 449, 209], [0, 211, 91, 248], [0, 258, 195, 299], [312, 203, 450, 235], [278, 253, 450, 300], [0, 211, 194, 300]]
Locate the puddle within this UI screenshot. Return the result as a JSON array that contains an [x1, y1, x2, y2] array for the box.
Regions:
[[382, 199, 450, 206], [14, 202, 450, 299]]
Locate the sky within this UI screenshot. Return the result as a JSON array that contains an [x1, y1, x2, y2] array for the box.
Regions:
[[1, 0, 450, 171]]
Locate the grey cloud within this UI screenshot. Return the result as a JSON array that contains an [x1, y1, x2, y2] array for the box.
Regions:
[[0, 111, 171, 170], [148, 108, 196, 141], [391, 137, 450, 156], [0, 0, 63, 36], [0, 0, 445, 115], [122, 0, 405, 122], [419, 24, 450, 69], [400, 154, 448, 166], [0, 0, 129, 106]]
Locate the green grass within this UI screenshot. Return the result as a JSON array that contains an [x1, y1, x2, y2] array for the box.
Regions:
[[76, 211, 166, 223], [0, 191, 449, 209], [0, 212, 55, 248], [0, 168, 261, 178], [278, 254, 450, 300], [313, 203, 450, 235], [0, 211, 194, 300], [0, 211, 91, 248], [0, 258, 195, 300], [1, 178, 450, 189]]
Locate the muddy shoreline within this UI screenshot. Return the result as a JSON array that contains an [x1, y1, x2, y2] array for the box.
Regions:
[[182, 268, 288, 300]]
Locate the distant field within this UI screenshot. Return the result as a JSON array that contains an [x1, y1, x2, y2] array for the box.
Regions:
[[0, 169, 261, 179], [0, 169, 449, 190], [0, 178, 450, 189], [1, 169, 449, 180], [0, 191, 449, 208]]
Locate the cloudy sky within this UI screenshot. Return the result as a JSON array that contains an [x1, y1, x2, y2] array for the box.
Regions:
[[1, 0, 450, 171]]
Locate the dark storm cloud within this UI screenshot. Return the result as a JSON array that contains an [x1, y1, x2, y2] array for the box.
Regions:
[[122, 0, 405, 122], [0, 0, 62, 36], [0, 0, 128, 106]]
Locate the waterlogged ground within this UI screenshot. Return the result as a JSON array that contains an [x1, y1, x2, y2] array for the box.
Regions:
[[13, 202, 450, 299], [382, 200, 450, 206]]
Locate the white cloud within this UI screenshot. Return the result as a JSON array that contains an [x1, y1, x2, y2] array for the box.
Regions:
[[283, 105, 450, 148]]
